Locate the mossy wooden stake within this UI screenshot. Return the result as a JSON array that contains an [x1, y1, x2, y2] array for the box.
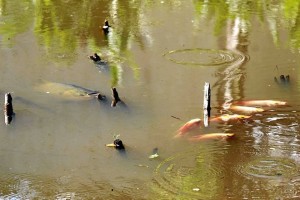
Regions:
[[203, 82, 211, 127]]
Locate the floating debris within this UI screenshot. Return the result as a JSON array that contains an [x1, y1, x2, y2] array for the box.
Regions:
[[149, 148, 159, 159], [149, 153, 159, 159], [137, 164, 149, 168], [171, 115, 181, 120]]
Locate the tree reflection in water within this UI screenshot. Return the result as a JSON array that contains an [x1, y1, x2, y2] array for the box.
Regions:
[[0, 0, 300, 199]]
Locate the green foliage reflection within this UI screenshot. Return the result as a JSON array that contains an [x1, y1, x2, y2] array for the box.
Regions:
[[1, 0, 300, 80], [193, 0, 300, 50], [0, 0, 34, 47]]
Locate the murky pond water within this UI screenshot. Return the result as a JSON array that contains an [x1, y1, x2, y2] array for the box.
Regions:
[[1, 0, 300, 199]]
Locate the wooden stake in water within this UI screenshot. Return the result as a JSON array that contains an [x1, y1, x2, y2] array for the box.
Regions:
[[4, 93, 14, 125], [203, 82, 211, 127], [111, 87, 121, 107]]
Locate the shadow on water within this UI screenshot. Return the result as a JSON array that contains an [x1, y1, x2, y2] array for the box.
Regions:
[[14, 96, 54, 113], [93, 61, 110, 74]]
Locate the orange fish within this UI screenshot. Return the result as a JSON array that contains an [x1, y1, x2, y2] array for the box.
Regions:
[[230, 105, 264, 113], [189, 133, 235, 141], [175, 118, 201, 138], [211, 114, 251, 122], [239, 100, 287, 107]]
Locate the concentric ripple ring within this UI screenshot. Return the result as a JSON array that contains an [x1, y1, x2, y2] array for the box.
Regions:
[[237, 156, 300, 180], [152, 144, 230, 199], [163, 48, 247, 66]]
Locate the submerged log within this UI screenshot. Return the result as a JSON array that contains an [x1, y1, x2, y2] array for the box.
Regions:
[[203, 82, 211, 127], [4, 93, 14, 125], [111, 87, 121, 107]]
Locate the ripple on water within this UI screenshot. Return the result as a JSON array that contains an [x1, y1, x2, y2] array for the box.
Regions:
[[255, 111, 300, 153], [163, 48, 247, 66], [236, 157, 300, 180], [152, 144, 230, 199], [0, 173, 145, 199]]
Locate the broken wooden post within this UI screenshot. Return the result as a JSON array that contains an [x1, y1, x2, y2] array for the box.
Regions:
[[111, 87, 121, 107], [102, 20, 110, 34], [113, 138, 125, 150], [203, 82, 211, 127], [4, 93, 14, 125]]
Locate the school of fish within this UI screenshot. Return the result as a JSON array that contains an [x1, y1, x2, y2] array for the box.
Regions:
[[175, 99, 287, 141]]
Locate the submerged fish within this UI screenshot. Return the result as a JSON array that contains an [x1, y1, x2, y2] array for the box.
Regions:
[[189, 133, 235, 141], [230, 105, 264, 113], [239, 100, 287, 107], [211, 114, 251, 122], [36, 80, 102, 100], [175, 118, 201, 138]]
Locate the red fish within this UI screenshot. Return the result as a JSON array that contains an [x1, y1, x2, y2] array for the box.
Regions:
[[239, 100, 287, 107], [175, 118, 201, 138], [230, 105, 264, 113], [189, 133, 235, 141], [211, 114, 251, 122]]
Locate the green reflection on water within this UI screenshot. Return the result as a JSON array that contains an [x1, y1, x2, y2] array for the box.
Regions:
[[1, 0, 299, 84], [1, 0, 300, 55], [193, 0, 300, 50], [33, 0, 85, 65], [0, 0, 34, 47]]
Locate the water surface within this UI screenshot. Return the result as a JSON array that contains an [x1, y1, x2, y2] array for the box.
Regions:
[[0, 0, 300, 199]]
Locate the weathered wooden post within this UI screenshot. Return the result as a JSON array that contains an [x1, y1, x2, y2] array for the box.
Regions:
[[102, 20, 110, 34], [111, 87, 121, 107], [4, 93, 14, 125], [203, 82, 211, 127]]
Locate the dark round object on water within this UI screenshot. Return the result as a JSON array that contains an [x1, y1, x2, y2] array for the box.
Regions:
[[285, 75, 290, 82], [280, 75, 285, 82], [152, 147, 158, 154], [114, 139, 125, 150], [97, 94, 106, 100], [94, 53, 101, 61]]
